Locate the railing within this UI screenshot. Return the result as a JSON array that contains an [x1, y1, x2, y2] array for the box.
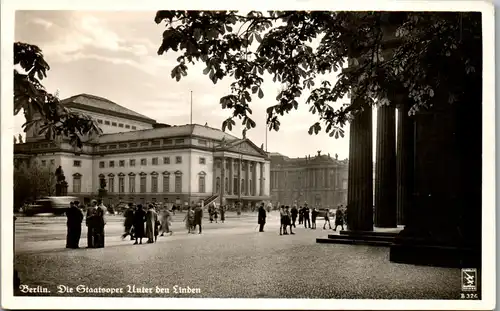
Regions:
[[202, 194, 219, 208]]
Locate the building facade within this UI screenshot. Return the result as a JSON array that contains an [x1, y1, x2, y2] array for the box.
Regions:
[[269, 151, 348, 208], [15, 94, 271, 207]]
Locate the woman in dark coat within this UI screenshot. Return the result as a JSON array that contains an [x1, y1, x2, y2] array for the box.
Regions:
[[257, 203, 266, 232], [220, 205, 225, 223], [133, 204, 146, 244], [334, 205, 345, 231]]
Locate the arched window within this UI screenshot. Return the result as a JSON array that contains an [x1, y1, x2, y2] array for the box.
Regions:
[[151, 172, 159, 193], [139, 172, 147, 193], [73, 173, 82, 193], [128, 172, 136, 193], [224, 177, 229, 194], [162, 171, 170, 193], [216, 177, 221, 193], [108, 173, 115, 193], [241, 178, 245, 195], [118, 173, 125, 193]]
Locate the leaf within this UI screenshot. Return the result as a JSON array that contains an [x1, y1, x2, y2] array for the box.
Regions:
[[251, 86, 259, 94], [258, 88, 264, 99], [255, 33, 262, 43], [203, 67, 211, 75]]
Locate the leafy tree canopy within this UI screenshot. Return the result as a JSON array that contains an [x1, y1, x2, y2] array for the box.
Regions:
[[14, 42, 102, 147], [154, 11, 481, 138]]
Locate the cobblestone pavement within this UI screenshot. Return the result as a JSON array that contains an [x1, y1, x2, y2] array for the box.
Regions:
[[14, 212, 461, 299]]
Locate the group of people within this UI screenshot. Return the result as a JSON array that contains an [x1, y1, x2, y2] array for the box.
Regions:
[[122, 203, 174, 244], [65, 199, 107, 249], [208, 204, 225, 223], [183, 203, 204, 234]]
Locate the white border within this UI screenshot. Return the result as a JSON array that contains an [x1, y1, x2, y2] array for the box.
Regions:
[[1, 0, 495, 310]]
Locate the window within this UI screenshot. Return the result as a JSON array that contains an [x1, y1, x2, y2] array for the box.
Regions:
[[152, 158, 158, 165], [97, 119, 103, 124], [175, 139, 184, 145], [141, 158, 147, 166], [73, 160, 81, 167], [241, 179, 245, 195], [109, 161, 115, 168], [151, 175, 158, 193], [109, 145, 117, 149], [199, 175, 206, 193], [118, 123, 124, 128], [105, 120, 110, 125], [175, 156, 182, 164], [174, 172, 182, 193], [233, 177, 238, 194], [119, 160, 125, 167], [163, 139, 172, 145], [50, 159, 55, 165], [216, 177, 221, 193], [41, 160, 46, 167], [163, 174, 170, 192], [198, 139, 207, 146], [112, 122, 117, 127], [100, 146, 107, 151], [140, 142, 149, 147], [119, 143, 127, 149], [129, 175, 136, 193], [152, 140, 161, 146], [199, 157, 206, 165], [125, 125, 130, 129], [130, 143, 138, 148], [140, 175, 147, 193], [225, 177, 229, 194], [108, 176, 115, 193], [73, 174, 82, 193], [132, 126, 137, 130], [119, 176, 125, 193], [130, 159, 136, 167], [163, 157, 170, 164]]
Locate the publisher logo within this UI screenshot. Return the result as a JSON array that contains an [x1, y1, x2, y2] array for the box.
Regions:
[[461, 268, 477, 292]]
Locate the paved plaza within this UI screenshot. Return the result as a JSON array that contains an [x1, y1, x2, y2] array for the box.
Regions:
[[14, 212, 461, 299]]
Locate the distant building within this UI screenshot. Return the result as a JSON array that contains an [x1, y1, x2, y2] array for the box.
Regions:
[[15, 94, 271, 207], [269, 151, 348, 208]]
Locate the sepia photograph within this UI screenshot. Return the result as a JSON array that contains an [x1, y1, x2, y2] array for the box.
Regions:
[[1, 1, 495, 309]]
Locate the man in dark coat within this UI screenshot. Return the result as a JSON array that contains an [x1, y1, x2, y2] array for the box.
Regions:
[[193, 203, 203, 234], [258, 203, 267, 232], [134, 204, 146, 244], [65, 201, 84, 248], [311, 207, 318, 229], [303, 203, 311, 229], [291, 203, 298, 228], [94, 199, 107, 248], [334, 205, 345, 231], [122, 203, 135, 240], [86, 200, 98, 248]]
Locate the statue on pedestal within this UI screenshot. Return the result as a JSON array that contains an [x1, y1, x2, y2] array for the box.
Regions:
[[55, 166, 68, 196]]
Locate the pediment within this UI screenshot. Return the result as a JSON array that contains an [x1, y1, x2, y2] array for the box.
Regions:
[[226, 140, 265, 157]]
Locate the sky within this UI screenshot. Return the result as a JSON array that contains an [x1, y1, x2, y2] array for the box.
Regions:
[[13, 10, 382, 159]]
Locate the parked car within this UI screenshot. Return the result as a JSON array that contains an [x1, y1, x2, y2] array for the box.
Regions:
[[24, 196, 77, 216]]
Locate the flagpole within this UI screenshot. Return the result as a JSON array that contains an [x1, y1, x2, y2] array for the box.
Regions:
[[265, 115, 268, 152], [190, 91, 193, 125]]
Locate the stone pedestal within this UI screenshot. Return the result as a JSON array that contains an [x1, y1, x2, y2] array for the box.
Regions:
[[396, 101, 414, 226], [347, 100, 373, 231], [375, 106, 397, 227]]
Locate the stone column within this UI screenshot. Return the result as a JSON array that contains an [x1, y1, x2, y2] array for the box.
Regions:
[[245, 160, 250, 196], [260, 162, 264, 196], [237, 158, 241, 197], [347, 98, 374, 232], [219, 157, 225, 205], [374, 105, 397, 228], [396, 101, 414, 225], [228, 158, 233, 195]]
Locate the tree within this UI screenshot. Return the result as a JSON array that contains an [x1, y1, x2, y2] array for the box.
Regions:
[[14, 42, 102, 147], [14, 161, 56, 209], [154, 11, 481, 136]]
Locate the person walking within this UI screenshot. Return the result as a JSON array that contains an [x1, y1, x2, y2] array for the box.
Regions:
[[257, 203, 267, 232], [279, 205, 288, 235], [334, 205, 345, 231], [160, 207, 173, 236], [298, 206, 304, 225], [145, 204, 158, 243], [291, 204, 298, 228], [85, 200, 98, 248], [122, 203, 135, 240], [193, 203, 203, 234], [65, 201, 83, 248], [285, 206, 295, 235], [184, 206, 195, 233], [133, 204, 146, 244], [311, 207, 318, 229], [94, 200, 107, 248], [208, 204, 214, 223], [213, 205, 219, 223], [323, 207, 332, 230], [220, 205, 226, 223], [303, 203, 311, 229]]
